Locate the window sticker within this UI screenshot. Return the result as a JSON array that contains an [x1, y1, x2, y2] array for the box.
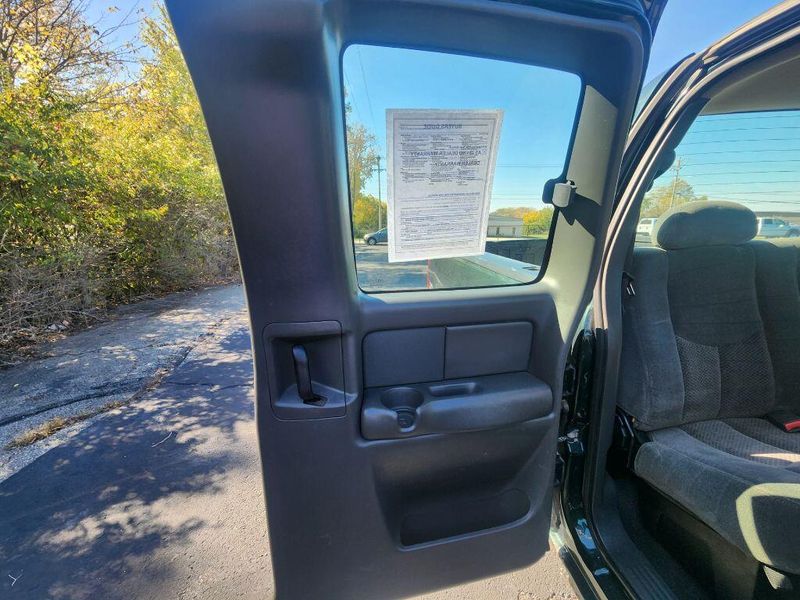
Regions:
[[386, 109, 504, 262]]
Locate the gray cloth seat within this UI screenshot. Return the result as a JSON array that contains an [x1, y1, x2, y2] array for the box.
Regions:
[[636, 419, 800, 574], [620, 201, 800, 574]]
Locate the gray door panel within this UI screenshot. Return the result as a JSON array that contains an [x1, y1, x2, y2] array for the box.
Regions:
[[167, 0, 647, 597]]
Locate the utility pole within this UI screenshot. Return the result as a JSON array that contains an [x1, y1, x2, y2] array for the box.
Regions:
[[376, 156, 385, 229], [669, 156, 683, 209]]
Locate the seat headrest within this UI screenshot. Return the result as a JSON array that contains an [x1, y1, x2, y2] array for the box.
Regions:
[[653, 201, 757, 250]]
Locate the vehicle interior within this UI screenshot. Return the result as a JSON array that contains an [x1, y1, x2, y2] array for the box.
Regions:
[[601, 37, 800, 600]]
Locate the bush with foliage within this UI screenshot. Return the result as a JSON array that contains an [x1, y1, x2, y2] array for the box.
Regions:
[[0, 2, 235, 362], [352, 194, 387, 237]]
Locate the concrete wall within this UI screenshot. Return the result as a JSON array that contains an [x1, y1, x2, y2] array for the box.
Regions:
[[488, 225, 521, 237], [485, 238, 549, 267]]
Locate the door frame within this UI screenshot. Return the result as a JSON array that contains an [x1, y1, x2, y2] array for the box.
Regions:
[[553, 5, 800, 599]]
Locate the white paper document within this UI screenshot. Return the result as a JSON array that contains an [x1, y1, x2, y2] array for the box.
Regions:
[[386, 109, 504, 262]]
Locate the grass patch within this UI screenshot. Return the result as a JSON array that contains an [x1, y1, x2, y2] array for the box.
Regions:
[[5, 400, 125, 450]]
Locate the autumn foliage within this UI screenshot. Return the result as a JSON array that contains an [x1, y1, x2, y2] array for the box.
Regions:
[[0, 2, 235, 362]]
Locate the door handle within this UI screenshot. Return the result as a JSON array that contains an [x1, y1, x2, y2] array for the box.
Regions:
[[292, 345, 325, 405], [292, 345, 314, 401]]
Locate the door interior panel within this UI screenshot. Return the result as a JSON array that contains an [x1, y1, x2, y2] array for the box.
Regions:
[[167, 0, 648, 597]]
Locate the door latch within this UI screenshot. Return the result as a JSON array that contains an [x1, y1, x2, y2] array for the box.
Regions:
[[292, 345, 326, 406]]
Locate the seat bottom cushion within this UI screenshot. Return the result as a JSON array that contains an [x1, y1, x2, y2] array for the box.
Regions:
[[634, 418, 800, 574]]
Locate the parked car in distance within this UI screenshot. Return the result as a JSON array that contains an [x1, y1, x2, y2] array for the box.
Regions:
[[756, 217, 800, 238], [363, 227, 388, 245], [637, 217, 657, 236]]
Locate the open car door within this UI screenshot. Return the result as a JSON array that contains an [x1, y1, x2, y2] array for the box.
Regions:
[[166, 1, 661, 597]]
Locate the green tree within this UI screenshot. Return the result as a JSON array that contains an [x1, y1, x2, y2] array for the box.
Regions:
[[642, 177, 708, 218], [522, 206, 554, 236], [0, 2, 233, 360], [84, 5, 230, 295], [0, 0, 139, 99], [492, 206, 535, 219], [352, 194, 386, 237], [344, 96, 379, 208]]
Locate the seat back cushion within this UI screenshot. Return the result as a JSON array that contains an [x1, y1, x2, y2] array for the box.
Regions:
[[668, 245, 775, 422], [619, 247, 685, 430], [620, 202, 776, 430]]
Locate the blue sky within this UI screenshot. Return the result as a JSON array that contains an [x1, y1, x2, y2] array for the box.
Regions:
[[85, 0, 154, 46], [345, 47, 583, 209], [344, 0, 787, 212], [88, 0, 793, 213], [642, 0, 797, 213], [647, 0, 777, 78], [652, 111, 800, 212]]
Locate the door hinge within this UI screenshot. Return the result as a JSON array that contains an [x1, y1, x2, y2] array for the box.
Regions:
[[562, 363, 577, 400], [557, 427, 585, 458], [554, 453, 565, 487], [564, 428, 584, 456], [561, 329, 595, 431]]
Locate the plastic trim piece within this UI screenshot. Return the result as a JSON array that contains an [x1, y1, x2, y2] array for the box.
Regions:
[[361, 372, 552, 440]]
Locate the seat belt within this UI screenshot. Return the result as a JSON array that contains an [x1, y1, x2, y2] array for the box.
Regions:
[[767, 410, 800, 433]]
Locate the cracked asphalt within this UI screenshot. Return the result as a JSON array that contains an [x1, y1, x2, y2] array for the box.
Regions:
[[0, 284, 575, 599], [0, 285, 243, 428]]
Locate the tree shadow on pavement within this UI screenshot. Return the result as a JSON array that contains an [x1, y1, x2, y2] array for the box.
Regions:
[[0, 321, 258, 599]]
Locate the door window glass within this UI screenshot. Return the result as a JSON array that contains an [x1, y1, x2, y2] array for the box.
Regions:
[[343, 45, 581, 292], [637, 109, 800, 245]]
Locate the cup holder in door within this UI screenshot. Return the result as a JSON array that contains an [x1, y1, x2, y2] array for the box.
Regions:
[[380, 388, 424, 430]]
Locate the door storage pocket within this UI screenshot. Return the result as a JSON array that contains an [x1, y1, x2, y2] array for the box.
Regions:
[[400, 489, 530, 546]]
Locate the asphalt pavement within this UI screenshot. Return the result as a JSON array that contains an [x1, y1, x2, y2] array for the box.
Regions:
[[354, 243, 428, 291], [0, 284, 575, 599]]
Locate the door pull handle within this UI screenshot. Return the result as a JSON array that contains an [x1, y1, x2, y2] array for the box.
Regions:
[[292, 345, 325, 406]]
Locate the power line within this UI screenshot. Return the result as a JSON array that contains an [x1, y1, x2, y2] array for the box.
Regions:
[[681, 148, 800, 156], [356, 47, 377, 133], [685, 126, 800, 135], [681, 169, 800, 177], [496, 162, 562, 167], [698, 113, 800, 122], [681, 137, 800, 146], [496, 164, 560, 168], [343, 71, 364, 123], [490, 194, 542, 198], [681, 159, 800, 167], [704, 190, 800, 195], [712, 197, 800, 205], [689, 180, 800, 187]]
